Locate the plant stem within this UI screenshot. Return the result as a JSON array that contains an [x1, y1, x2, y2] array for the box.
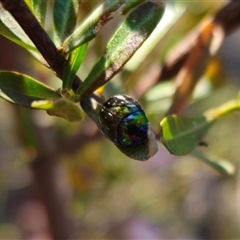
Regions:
[[204, 100, 240, 121]]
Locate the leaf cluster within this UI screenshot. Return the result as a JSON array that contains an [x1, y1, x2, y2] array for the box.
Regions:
[[0, 0, 240, 173]]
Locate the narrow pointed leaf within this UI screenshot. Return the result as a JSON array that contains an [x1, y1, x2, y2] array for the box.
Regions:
[[62, 43, 88, 89], [0, 71, 60, 107], [54, 0, 80, 45], [0, 19, 37, 51], [0, 71, 83, 121], [32, 98, 83, 122], [0, 7, 38, 52], [160, 115, 214, 155], [192, 149, 235, 176], [63, 0, 124, 53], [0, 7, 46, 64], [28, 0, 48, 26], [76, 2, 165, 98], [120, 0, 145, 14]]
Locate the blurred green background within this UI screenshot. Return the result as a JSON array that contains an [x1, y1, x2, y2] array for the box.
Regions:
[[0, 1, 240, 239]]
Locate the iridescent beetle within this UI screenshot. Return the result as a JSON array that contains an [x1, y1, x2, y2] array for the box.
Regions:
[[98, 94, 158, 160]]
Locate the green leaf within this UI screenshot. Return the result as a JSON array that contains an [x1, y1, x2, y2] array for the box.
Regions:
[[54, 0, 80, 46], [32, 98, 83, 122], [62, 0, 124, 53], [160, 115, 214, 155], [120, 0, 145, 14], [0, 6, 47, 64], [76, 2, 165, 98], [0, 71, 60, 107], [191, 149, 236, 176], [27, 0, 48, 26], [0, 19, 36, 51], [161, 98, 240, 156], [62, 43, 88, 90], [0, 71, 84, 121], [0, 8, 38, 52]]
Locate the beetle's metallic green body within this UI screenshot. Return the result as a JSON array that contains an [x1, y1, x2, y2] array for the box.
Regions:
[[99, 95, 158, 160]]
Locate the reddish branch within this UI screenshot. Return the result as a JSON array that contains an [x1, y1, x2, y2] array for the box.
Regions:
[[160, 1, 240, 84], [134, 1, 240, 110]]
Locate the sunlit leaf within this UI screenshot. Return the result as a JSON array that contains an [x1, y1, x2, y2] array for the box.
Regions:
[[0, 71, 60, 107], [0, 71, 83, 121], [76, 2, 165, 98], [27, 0, 48, 26], [62, 43, 88, 89], [62, 0, 124, 53], [0, 8, 38, 52], [120, 0, 145, 14], [0, 6, 48, 63], [32, 98, 83, 122], [54, 0, 80, 45], [160, 115, 214, 155]]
